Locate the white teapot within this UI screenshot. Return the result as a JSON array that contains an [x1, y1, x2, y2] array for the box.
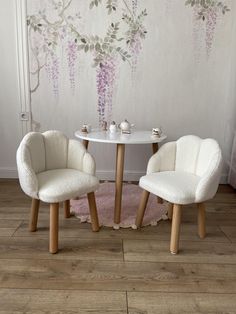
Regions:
[[118, 119, 135, 134]]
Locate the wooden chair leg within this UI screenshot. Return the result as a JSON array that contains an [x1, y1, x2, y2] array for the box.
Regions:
[[135, 190, 150, 228], [168, 203, 173, 220], [170, 204, 182, 254], [157, 197, 163, 204], [49, 203, 59, 254], [87, 192, 99, 232], [64, 200, 70, 218], [29, 198, 40, 232], [197, 203, 206, 239]]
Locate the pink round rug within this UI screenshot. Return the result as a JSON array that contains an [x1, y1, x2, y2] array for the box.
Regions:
[[70, 182, 168, 229]]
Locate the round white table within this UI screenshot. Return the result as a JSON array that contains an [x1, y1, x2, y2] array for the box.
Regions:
[[75, 129, 167, 225]]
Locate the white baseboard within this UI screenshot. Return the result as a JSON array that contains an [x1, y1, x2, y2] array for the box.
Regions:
[[0, 167, 229, 184], [0, 168, 144, 181], [220, 173, 229, 184], [97, 171, 229, 183], [0, 167, 18, 178], [96, 170, 146, 182]]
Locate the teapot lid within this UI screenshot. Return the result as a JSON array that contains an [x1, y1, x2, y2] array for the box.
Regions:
[[121, 119, 129, 124]]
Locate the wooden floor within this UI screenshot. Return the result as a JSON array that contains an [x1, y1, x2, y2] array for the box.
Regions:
[[0, 180, 236, 313]]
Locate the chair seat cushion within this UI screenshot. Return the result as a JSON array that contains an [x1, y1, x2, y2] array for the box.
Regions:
[[139, 171, 201, 205], [37, 169, 99, 203]]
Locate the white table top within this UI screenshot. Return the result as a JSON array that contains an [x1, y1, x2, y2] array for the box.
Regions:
[[75, 129, 167, 144]]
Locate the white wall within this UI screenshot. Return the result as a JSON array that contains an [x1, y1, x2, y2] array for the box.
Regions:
[[0, 0, 235, 182], [0, 0, 22, 178]]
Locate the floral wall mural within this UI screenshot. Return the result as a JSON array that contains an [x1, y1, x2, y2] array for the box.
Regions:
[[27, 0, 147, 126], [185, 0, 230, 58], [26, 0, 232, 137], [23, 0, 235, 179]]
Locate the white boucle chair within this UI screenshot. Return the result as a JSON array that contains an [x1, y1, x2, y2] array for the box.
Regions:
[[135, 135, 223, 254], [17, 130, 100, 253]]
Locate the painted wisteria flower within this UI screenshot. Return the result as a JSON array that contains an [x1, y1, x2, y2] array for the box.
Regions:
[[132, 0, 138, 16], [185, 0, 230, 58], [66, 40, 77, 92], [74, 22, 124, 125], [86, 1, 147, 123], [96, 56, 117, 125], [27, 0, 148, 125], [122, 7, 147, 71], [45, 58, 52, 82], [205, 6, 218, 57], [192, 5, 205, 62], [51, 55, 60, 97], [27, 0, 76, 95]]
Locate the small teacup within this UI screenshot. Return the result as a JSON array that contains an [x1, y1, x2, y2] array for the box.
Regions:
[[81, 124, 91, 133], [152, 127, 162, 138]]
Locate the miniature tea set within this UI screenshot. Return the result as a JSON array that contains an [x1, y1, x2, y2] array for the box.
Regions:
[[81, 119, 135, 134], [81, 120, 163, 137], [103, 119, 135, 134]]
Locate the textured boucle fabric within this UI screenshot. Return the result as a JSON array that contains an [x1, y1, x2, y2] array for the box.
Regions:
[[141, 135, 223, 204], [17, 143, 39, 199], [43, 130, 68, 170], [228, 133, 236, 188], [37, 169, 99, 203], [147, 142, 176, 174], [140, 171, 200, 205], [16, 130, 98, 201]]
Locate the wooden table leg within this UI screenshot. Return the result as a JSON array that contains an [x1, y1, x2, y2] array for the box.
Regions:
[[152, 142, 159, 154], [83, 140, 89, 150], [74, 140, 89, 209], [152, 142, 163, 204], [114, 144, 125, 224], [168, 203, 173, 220], [197, 203, 206, 239]]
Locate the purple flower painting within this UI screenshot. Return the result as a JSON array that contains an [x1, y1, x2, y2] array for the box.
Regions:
[[27, 0, 148, 126], [45, 54, 59, 98], [51, 56, 60, 98], [66, 40, 77, 92], [205, 6, 218, 58], [185, 0, 230, 58], [132, 0, 138, 16], [96, 57, 117, 125]]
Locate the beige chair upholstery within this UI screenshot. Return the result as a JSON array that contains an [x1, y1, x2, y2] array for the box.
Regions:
[[17, 130, 100, 253], [136, 135, 223, 254]]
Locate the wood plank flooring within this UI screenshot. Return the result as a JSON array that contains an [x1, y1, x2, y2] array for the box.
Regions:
[[0, 179, 235, 313]]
